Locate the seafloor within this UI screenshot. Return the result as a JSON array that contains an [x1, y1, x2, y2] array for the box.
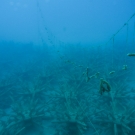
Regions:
[[0, 42, 135, 135]]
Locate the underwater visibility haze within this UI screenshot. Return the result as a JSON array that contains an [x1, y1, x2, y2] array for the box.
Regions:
[[0, 0, 135, 135]]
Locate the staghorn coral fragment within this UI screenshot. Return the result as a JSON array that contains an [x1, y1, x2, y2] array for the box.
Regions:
[[127, 53, 135, 56], [109, 71, 115, 75], [122, 65, 127, 70], [94, 72, 100, 78], [99, 78, 111, 95], [85, 67, 100, 82]]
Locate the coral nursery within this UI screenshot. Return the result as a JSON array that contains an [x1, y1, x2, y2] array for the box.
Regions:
[[0, 39, 135, 135], [0, 1, 135, 135]]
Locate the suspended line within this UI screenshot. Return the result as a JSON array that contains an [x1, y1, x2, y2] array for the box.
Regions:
[[105, 13, 135, 46]]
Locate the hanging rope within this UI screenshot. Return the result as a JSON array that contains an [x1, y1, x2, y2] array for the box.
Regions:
[[127, 22, 135, 56], [109, 37, 116, 75], [122, 24, 129, 70], [125, 23, 128, 63], [133, 22, 135, 49], [112, 37, 114, 69]]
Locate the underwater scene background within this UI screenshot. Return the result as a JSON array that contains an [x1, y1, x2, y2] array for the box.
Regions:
[[0, 0, 135, 135]]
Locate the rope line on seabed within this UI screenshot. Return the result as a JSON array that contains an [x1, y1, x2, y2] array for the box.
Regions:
[[105, 13, 135, 46]]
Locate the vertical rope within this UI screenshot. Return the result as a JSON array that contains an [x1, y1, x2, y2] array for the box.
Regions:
[[104, 43, 109, 73], [112, 37, 115, 70], [133, 22, 135, 50], [125, 23, 128, 65]]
